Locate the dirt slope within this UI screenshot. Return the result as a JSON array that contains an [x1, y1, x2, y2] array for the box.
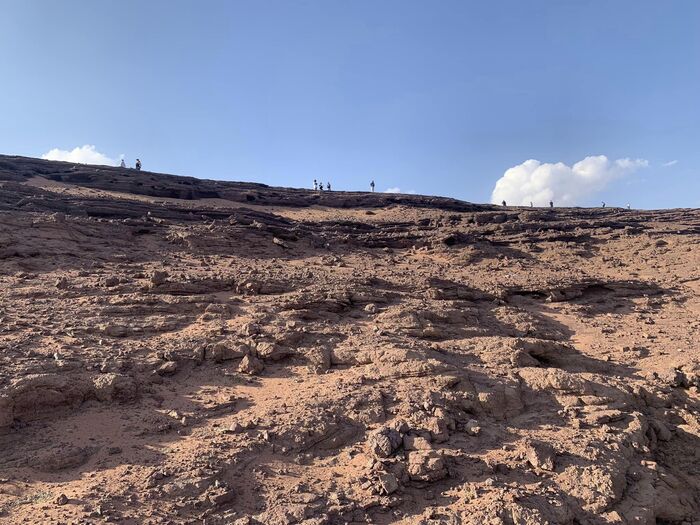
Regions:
[[1, 155, 700, 524]]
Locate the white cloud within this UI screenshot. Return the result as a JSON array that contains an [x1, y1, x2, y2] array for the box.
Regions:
[[490, 155, 648, 207], [384, 187, 416, 194], [41, 145, 117, 166], [662, 160, 678, 167]]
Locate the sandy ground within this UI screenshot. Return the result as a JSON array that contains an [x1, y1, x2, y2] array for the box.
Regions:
[[1, 156, 700, 524]]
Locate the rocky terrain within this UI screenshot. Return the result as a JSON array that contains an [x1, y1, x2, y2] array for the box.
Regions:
[[1, 154, 700, 525]]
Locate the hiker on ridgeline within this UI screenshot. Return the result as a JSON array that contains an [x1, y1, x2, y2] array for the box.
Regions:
[[502, 200, 506, 207], [326, 182, 331, 191], [530, 201, 533, 208], [313, 179, 318, 190], [318, 181, 323, 191], [549, 200, 554, 208], [370, 180, 375, 192], [601, 201, 606, 208], [627, 203, 631, 210], [135, 159, 142, 171], [120, 158, 126, 168]]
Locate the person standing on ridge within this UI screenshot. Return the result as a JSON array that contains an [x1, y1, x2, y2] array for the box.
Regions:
[[370, 180, 375, 192], [601, 201, 606, 208], [502, 200, 506, 207], [318, 182, 323, 191], [549, 200, 554, 208], [313, 179, 318, 190], [135, 159, 142, 171], [326, 182, 331, 191], [530, 201, 533, 208], [120, 158, 126, 168]]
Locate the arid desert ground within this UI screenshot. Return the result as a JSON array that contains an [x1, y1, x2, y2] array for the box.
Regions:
[[1, 155, 700, 524]]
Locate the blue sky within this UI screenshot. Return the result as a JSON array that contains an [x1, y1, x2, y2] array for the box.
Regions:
[[1, 1, 698, 208]]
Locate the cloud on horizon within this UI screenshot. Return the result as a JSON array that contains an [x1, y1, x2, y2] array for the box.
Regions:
[[384, 187, 416, 194], [41, 145, 117, 166], [491, 155, 648, 207]]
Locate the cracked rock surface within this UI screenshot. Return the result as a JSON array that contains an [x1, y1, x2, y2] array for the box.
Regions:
[[1, 155, 700, 524]]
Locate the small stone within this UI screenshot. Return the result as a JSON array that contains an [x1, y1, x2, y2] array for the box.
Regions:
[[525, 440, 556, 471], [389, 419, 410, 434], [93, 373, 137, 402], [377, 473, 399, 495], [367, 427, 403, 458], [240, 323, 261, 336], [102, 324, 128, 338], [403, 434, 432, 451], [55, 494, 69, 505], [103, 276, 120, 287], [256, 342, 294, 361], [658, 368, 686, 388], [407, 451, 447, 482], [465, 419, 481, 436], [150, 270, 168, 285], [208, 487, 236, 506], [272, 237, 288, 249], [238, 354, 264, 375], [157, 361, 178, 376], [209, 340, 249, 362], [425, 416, 449, 443], [510, 350, 540, 368], [227, 422, 244, 433], [583, 409, 625, 426]]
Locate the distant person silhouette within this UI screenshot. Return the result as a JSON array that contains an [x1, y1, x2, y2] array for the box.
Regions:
[[313, 179, 318, 190], [627, 203, 631, 210], [120, 159, 126, 168], [326, 182, 331, 191], [502, 200, 506, 207], [549, 200, 554, 208], [135, 159, 141, 171], [601, 201, 606, 208], [530, 201, 533, 207], [318, 182, 323, 191], [370, 180, 375, 192]]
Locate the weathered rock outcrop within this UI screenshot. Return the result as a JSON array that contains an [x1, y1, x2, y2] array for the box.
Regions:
[[1, 155, 700, 524]]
